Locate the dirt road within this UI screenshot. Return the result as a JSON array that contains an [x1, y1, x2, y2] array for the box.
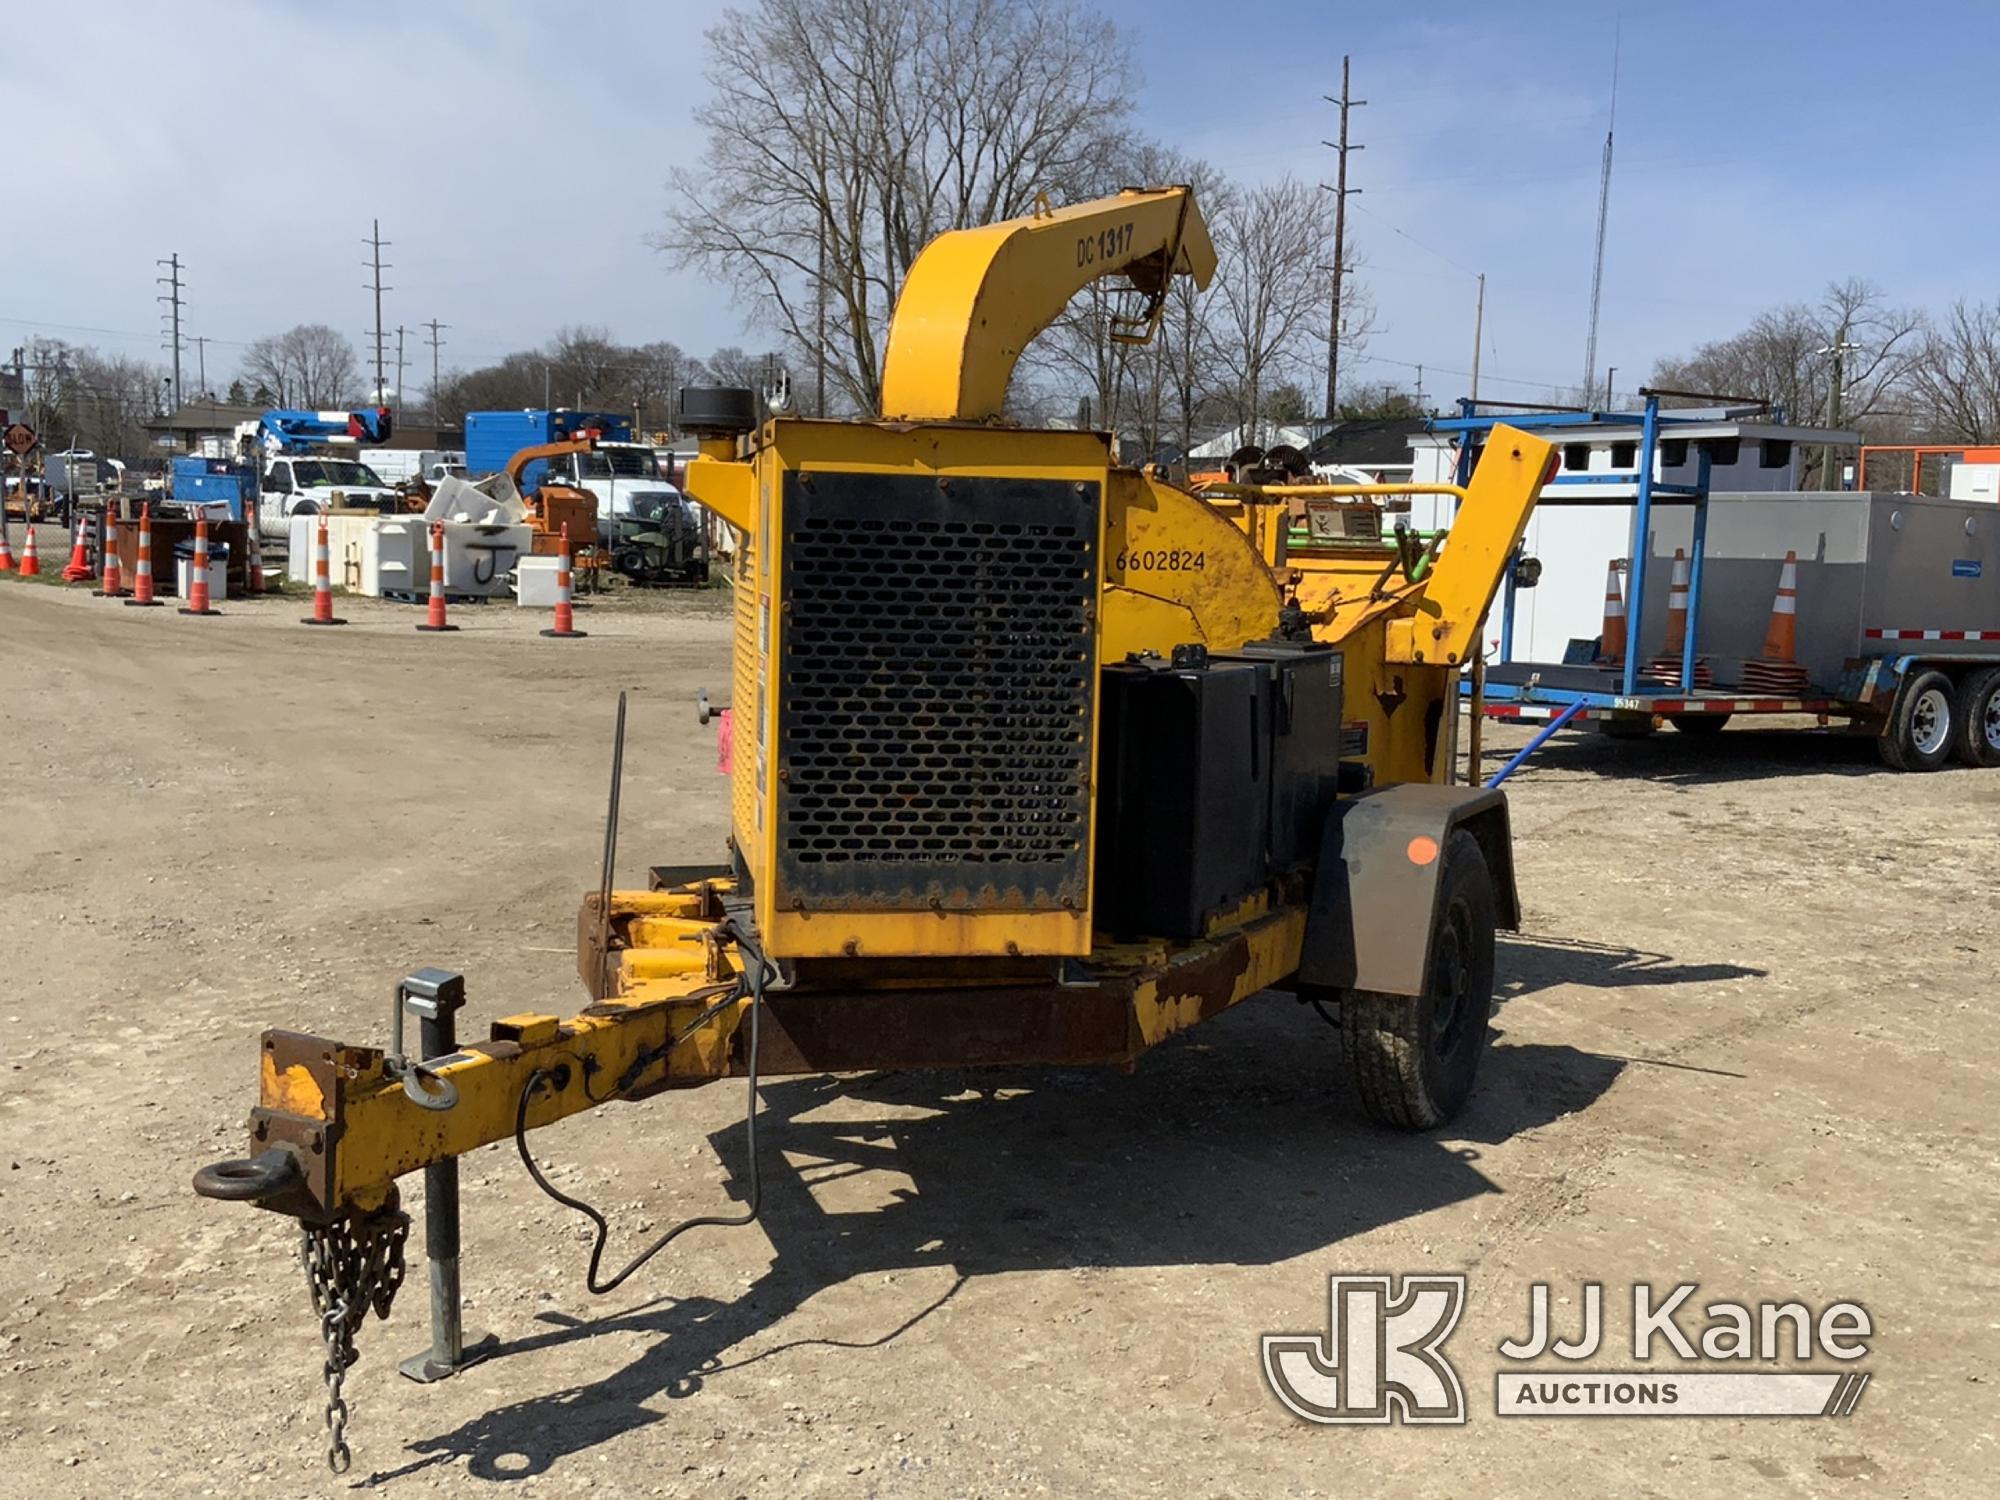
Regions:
[[1, 577, 1993, 1498]]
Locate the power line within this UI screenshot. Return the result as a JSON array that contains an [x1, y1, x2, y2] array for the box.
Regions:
[[155, 253, 185, 409], [1321, 54, 1366, 422], [1349, 200, 1480, 281]]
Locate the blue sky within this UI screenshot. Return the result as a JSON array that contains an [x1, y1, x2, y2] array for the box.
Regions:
[[9, 0, 1991, 409]]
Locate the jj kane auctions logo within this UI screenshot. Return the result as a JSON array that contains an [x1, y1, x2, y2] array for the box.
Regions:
[[1263, 1276, 1872, 1422]]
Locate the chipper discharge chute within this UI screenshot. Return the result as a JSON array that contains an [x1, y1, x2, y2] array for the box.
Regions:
[[194, 184, 1555, 1471]]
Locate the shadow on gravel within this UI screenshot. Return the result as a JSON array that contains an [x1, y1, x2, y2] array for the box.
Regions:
[[378, 995, 1626, 1484], [1498, 932, 1768, 1002], [1481, 725, 1901, 786]]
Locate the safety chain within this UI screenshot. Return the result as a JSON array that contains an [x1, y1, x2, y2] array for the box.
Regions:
[[299, 1195, 410, 1474]]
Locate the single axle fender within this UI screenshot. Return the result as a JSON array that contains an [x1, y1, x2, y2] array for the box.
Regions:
[[1298, 783, 1519, 996]]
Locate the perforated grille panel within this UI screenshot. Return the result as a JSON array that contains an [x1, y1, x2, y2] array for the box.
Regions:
[[776, 471, 1099, 912]]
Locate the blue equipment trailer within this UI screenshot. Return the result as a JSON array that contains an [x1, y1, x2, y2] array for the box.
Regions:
[[1447, 394, 2000, 771]]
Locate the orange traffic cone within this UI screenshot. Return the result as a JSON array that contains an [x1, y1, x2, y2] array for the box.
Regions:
[[539, 522, 587, 639], [301, 515, 346, 625], [0, 520, 14, 572], [415, 522, 457, 632], [178, 515, 221, 616], [61, 513, 93, 583], [1643, 547, 1711, 689], [93, 511, 128, 598], [19, 524, 41, 577], [1738, 550, 1810, 694], [125, 504, 162, 606], [1593, 558, 1627, 666]]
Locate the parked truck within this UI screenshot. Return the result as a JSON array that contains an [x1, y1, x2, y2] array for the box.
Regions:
[[359, 447, 467, 489], [239, 409, 402, 539], [44, 450, 104, 517]]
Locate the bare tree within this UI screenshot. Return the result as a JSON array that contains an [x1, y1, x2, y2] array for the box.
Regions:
[[70, 349, 168, 457], [1019, 146, 1238, 458], [241, 324, 361, 409], [1650, 279, 1920, 482], [658, 0, 1139, 416], [1903, 299, 2000, 443], [1209, 177, 1356, 446]]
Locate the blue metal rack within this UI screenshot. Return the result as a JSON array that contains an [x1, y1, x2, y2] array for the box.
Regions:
[[1438, 394, 1719, 700]]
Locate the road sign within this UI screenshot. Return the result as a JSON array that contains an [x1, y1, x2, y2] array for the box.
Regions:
[[3, 423, 36, 457]]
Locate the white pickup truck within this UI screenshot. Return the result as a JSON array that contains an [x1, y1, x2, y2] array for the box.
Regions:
[[257, 454, 402, 539]]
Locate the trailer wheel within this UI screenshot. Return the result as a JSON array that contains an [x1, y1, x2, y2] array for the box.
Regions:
[[1877, 669, 1956, 771], [1951, 666, 2000, 768], [1343, 830, 1495, 1130], [1669, 713, 1731, 735]]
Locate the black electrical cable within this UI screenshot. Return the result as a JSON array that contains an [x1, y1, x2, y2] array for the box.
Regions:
[[516, 925, 773, 1296]]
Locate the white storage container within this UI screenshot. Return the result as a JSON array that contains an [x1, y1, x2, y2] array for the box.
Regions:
[[514, 554, 563, 607], [287, 512, 380, 588], [175, 550, 227, 600], [363, 517, 429, 598], [440, 523, 533, 596]]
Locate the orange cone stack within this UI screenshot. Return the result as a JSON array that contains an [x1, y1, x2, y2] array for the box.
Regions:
[[415, 522, 457, 632], [1738, 550, 1810, 694], [539, 522, 587, 639], [19, 524, 41, 577], [0, 520, 14, 572], [125, 504, 162, 606], [1593, 558, 1627, 666], [61, 513, 93, 583], [93, 512, 127, 598], [301, 515, 345, 626], [178, 514, 221, 616], [1643, 547, 1710, 689]]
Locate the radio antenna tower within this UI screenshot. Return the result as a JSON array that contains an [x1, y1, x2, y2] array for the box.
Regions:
[[1581, 23, 1620, 407]]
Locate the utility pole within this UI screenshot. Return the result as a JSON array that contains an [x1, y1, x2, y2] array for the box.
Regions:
[[1320, 54, 1365, 424], [394, 325, 407, 422], [190, 336, 208, 401], [1469, 273, 1486, 404], [1605, 365, 1617, 409], [364, 220, 392, 406], [423, 319, 447, 427], [156, 253, 185, 410], [1822, 323, 1857, 489]]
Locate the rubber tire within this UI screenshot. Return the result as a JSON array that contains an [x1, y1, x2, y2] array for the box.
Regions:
[[1951, 666, 2000, 768], [1343, 829, 1496, 1130], [1877, 669, 1956, 771], [1669, 713, 1731, 735], [1599, 717, 1656, 740]]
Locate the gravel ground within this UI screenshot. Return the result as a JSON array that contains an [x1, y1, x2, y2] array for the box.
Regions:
[[0, 568, 1993, 1498]]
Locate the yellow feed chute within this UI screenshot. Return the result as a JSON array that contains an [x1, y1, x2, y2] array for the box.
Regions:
[[878, 186, 1217, 422]]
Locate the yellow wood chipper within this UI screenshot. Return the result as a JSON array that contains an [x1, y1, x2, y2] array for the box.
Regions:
[[194, 185, 1556, 1472]]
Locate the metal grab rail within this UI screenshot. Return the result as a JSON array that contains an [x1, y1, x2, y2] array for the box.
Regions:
[[1197, 481, 1468, 505]]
